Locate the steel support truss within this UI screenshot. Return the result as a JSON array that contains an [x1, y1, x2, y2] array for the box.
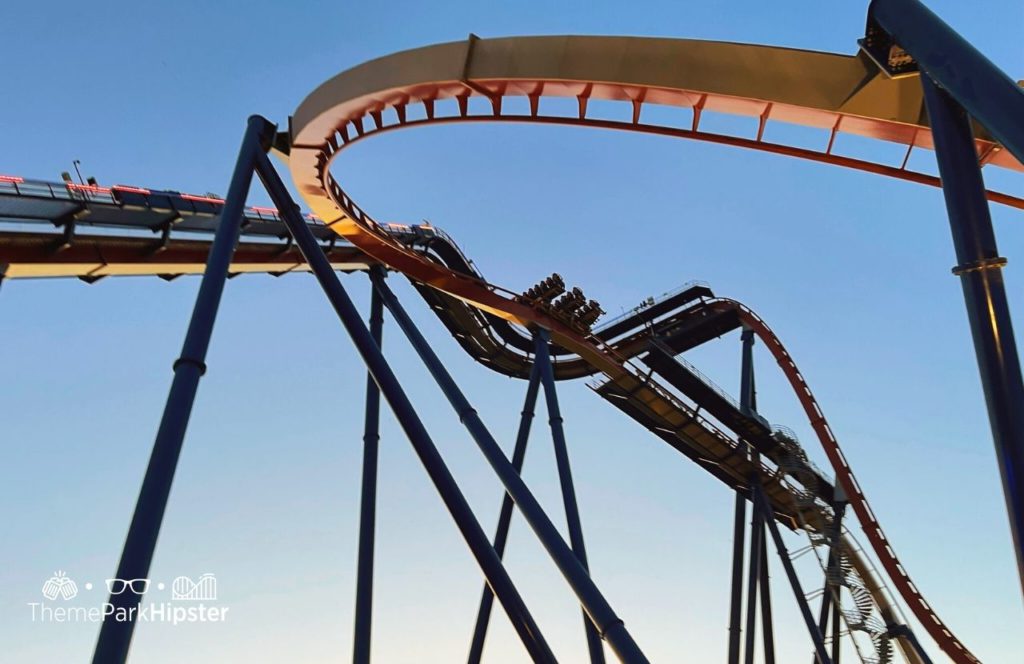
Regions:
[[93, 115, 648, 663], [91, 0, 1024, 650], [728, 327, 835, 664], [369, 271, 613, 663], [92, 116, 275, 664], [463, 328, 605, 664]]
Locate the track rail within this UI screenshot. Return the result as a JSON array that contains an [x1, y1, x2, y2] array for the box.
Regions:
[[716, 298, 978, 664]]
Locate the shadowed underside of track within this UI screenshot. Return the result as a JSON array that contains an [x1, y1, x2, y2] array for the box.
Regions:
[[0, 182, 376, 280], [0, 231, 372, 280]]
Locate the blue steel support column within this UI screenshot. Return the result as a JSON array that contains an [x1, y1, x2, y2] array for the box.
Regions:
[[353, 267, 385, 664], [754, 486, 832, 664], [92, 115, 272, 664], [739, 327, 762, 664], [871, 0, 1024, 597], [467, 360, 542, 664], [729, 330, 757, 664], [367, 271, 648, 664], [255, 154, 556, 663], [534, 329, 606, 664], [757, 531, 775, 664], [742, 506, 763, 664], [739, 328, 756, 419], [727, 491, 746, 664], [919, 73, 1024, 594]]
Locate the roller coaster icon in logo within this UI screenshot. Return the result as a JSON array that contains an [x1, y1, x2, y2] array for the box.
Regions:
[[41, 571, 78, 601], [171, 573, 217, 601]]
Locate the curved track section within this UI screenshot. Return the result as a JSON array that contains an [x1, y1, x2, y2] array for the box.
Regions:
[[405, 226, 975, 661], [412, 231, 976, 660], [722, 299, 978, 663], [399, 228, 715, 379], [285, 35, 1006, 663]]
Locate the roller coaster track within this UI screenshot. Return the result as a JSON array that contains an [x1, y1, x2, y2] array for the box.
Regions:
[[722, 300, 977, 663], [0, 178, 375, 280], [5, 25, 1016, 664], [406, 228, 976, 662], [0, 173, 979, 661], [0, 187, 954, 662], [282, 33, 1021, 662]]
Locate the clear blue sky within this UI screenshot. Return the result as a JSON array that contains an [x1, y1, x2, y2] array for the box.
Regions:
[[2, 1, 1023, 662]]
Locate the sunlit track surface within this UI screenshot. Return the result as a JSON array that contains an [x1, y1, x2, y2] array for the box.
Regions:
[[0, 177, 375, 280], [284, 33, 1015, 663]]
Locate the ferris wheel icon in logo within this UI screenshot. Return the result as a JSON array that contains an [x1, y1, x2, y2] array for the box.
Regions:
[[41, 571, 78, 601], [171, 573, 217, 601]]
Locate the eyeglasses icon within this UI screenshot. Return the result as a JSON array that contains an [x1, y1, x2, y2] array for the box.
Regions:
[[105, 578, 150, 595]]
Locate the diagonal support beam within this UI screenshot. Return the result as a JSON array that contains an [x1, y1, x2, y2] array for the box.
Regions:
[[467, 360, 542, 664], [534, 329, 606, 664], [367, 271, 647, 663], [754, 486, 832, 664], [92, 115, 273, 664], [255, 151, 556, 663]]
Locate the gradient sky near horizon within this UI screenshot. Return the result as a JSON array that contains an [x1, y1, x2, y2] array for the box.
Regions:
[[2, 1, 1024, 662]]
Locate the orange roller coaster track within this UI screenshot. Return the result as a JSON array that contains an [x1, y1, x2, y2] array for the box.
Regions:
[[285, 33, 1022, 663]]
